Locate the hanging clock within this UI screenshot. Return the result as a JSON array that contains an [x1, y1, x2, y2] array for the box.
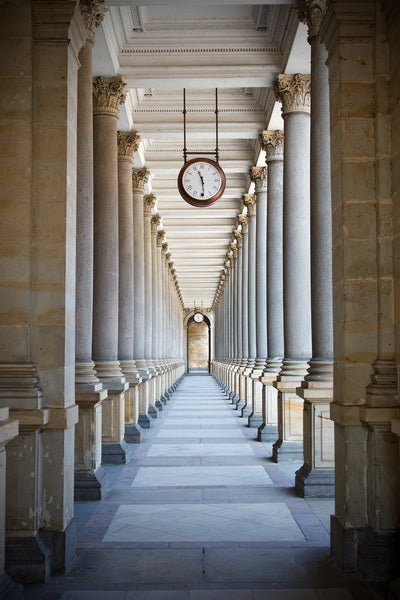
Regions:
[[193, 312, 204, 323], [178, 157, 226, 208]]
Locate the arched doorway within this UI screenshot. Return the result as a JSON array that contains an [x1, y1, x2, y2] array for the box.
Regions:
[[187, 314, 210, 373]]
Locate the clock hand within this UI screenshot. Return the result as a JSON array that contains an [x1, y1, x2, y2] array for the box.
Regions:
[[197, 170, 205, 196]]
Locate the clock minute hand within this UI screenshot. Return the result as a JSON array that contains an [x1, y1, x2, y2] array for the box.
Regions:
[[197, 170, 205, 196]]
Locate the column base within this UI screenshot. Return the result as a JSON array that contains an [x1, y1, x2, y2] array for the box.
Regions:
[[5, 519, 76, 583], [74, 465, 109, 501], [295, 464, 335, 498], [358, 530, 400, 581], [155, 399, 163, 411], [235, 397, 246, 410], [125, 423, 143, 444], [138, 412, 152, 428], [148, 405, 159, 419], [5, 533, 51, 583], [241, 404, 252, 418], [258, 423, 278, 442], [102, 439, 131, 464], [330, 515, 366, 573], [0, 572, 23, 600], [248, 412, 263, 428], [272, 439, 303, 462], [160, 394, 168, 405]]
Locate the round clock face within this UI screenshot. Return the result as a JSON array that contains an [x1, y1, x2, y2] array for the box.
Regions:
[[193, 313, 204, 323], [178, 157, 226, 207]]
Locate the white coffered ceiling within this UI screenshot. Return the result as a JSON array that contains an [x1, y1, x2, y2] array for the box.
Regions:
[[94, 2, 309, 309]]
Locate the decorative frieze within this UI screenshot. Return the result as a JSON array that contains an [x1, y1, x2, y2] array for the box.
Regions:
[[249, 166, 268, 193], [151, 213, 162, 234], [296, 0, 328, 39], [132, 167, 151, 191], [273, 74, 311, 115], [117, 131, 140, 162], [92, 76, 127, 117], [80, 0, 107, 43], [259, 130, 284, 162], [144, 193, 156, 217], [243, 193, 256, 216]]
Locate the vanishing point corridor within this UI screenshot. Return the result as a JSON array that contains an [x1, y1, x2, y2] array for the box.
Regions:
[[24, 375, 380, 600]]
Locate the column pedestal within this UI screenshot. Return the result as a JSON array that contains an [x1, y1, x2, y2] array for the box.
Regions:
[[257, 372, 279, 441], [273, 364, 307, 462], [295, 375, 334, 497], [120, 360, 142, 444], [137, 369, 152, 428]]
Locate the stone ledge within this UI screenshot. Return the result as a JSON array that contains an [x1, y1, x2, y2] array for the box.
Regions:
[[45, 405, 79, 429]]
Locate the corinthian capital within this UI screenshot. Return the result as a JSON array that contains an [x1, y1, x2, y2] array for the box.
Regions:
[[237, 213, 248, 234], [151, 213, 161, 234], [296, 0, 328, 39], [249, 166, 267, 193], [233, 229, 243, 248], [230, 241, 238, 258], [92, 76, 127, 117], [144, 193, 156, 217], [156, 229, 166, 247], [259, 130, 284, 162], [243, 193, 256, 216], [80, 0, 107, 43], [117, 131, 140, 161], [132, 167, 151, 191], [273, 74, 311, 115]]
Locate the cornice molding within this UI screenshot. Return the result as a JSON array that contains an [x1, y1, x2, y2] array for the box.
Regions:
[[120, 46, 280, 56]]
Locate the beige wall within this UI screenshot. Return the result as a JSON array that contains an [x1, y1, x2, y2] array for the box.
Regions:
[[188, 321, 209, 370]]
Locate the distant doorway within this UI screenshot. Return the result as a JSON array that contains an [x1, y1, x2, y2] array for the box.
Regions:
[[187, 317, 210, 373]]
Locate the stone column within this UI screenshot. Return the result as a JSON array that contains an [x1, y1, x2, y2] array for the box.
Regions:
[[156, 231, 167, 400], [92, 76, 129, 464], [0, 409, 21, 598], [238, 213, 251, 416], [258, 131, 284, 442], [117, 131, 142, 444], [295, 0, 334, 498], [132, 168, 152, 427], [151, 214, 163, 410], [234, 229, 245, 409], [250, 167, 268, 428], [143, 193, 158, 418], [74, 0, 108, 500], [243, 194, 257, 417], [272, 74, 312, 462], [229, 242, 239, 400]]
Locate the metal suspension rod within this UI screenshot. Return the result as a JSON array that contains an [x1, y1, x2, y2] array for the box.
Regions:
[[183, 88, 187, 163], [215, 88, 219, 163]]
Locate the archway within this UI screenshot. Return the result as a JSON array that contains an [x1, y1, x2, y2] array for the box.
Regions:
[[187, 314, 210, 373]]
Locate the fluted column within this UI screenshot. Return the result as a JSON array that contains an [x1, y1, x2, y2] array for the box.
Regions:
[[74, 0, 107, 499], [132, 168, 152, 428], [295, 0, 334, 497], [151, 214, 163, 409], [273, 73, 312, 462], [250, 167, 268, 429], [234, 229, 246, 410], [238, 214, 251, 417], [143, 193, 158, 418], [258, 131, 284, 442], [92, 75, 129, 464], [117, 131, 142, 444]]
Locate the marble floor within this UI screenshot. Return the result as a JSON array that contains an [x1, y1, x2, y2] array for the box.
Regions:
[[23, 374, 385, 600]]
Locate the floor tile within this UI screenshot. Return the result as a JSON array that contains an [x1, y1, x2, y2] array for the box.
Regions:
[[132, 466, 272, 487], [156, 429, 244, 439], [147, 444, 255, 457], [252, 591, 319, 600], [126, 592, 189, 600], [190, 591, 253, 600], [60, 593, 126, 600], [103, 503, 304, 543]]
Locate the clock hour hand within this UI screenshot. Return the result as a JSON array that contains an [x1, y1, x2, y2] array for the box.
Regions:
[[197, 170, 205, 196]]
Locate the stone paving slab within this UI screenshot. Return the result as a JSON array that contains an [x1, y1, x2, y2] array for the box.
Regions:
[[131, 465, 272, 487]]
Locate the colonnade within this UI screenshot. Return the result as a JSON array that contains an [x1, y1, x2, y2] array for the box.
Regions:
[[0, 1, 185, 588]]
